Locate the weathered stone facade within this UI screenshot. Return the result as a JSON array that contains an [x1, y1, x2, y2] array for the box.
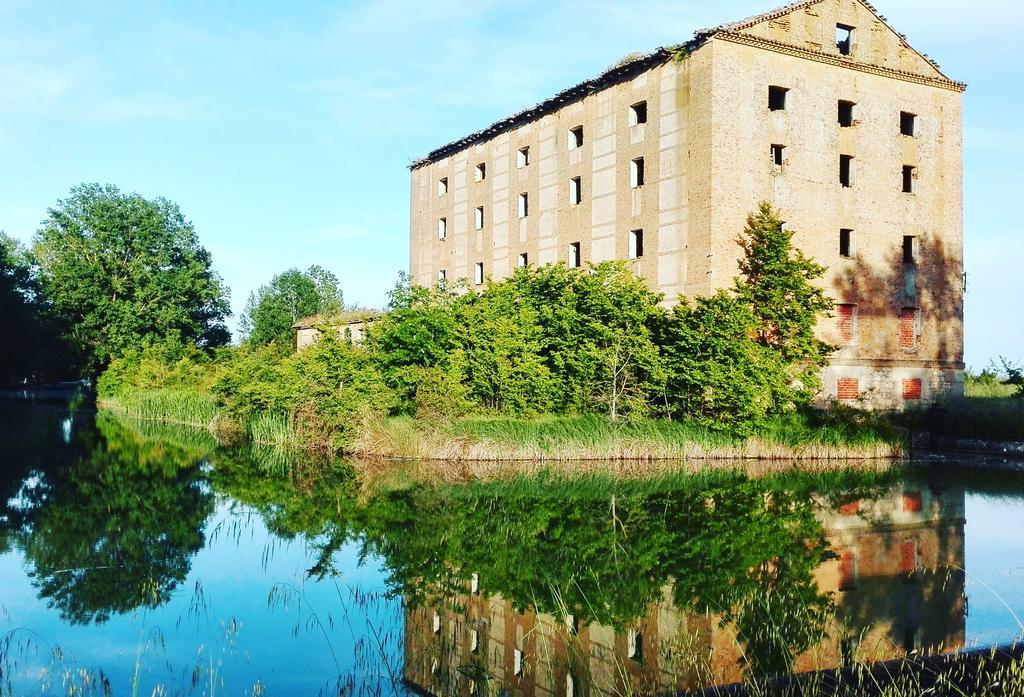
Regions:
[[409, 0, 965, 409]]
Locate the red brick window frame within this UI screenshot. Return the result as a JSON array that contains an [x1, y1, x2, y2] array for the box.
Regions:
[[838, 549, 858, 591], [903, 378, 923, 400], [837, 303, 856, 345], [902, 491, 923, 512], [900, 307, 920, 350], [837, 377, 860, 401]]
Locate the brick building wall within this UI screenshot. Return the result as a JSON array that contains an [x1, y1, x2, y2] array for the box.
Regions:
[[408, 0, 965, 409]]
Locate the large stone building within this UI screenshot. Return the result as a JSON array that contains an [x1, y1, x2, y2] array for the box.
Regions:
[[408, 0, 965, 408]]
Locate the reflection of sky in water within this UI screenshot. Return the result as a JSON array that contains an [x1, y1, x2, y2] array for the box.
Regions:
[[0, 501, 406, 696], [965, 493, 1024, 647]]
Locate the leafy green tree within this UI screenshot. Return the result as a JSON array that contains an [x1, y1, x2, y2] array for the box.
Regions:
[[366, 273, 462, 411], [33, 184, 230, 376], [659, 292, 791, 433], [733, 202, 834, 397], [0, 232, 79, 384], [239, 265, 344, 346]]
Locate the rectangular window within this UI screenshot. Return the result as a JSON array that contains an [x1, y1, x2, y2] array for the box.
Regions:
[[517, 192, 528, 218], [840, 229, 854, 258], [903, 235, 918, 264], [438, 217, 447, 240], [569, 176, 582, 205], [903, 165, 915, 193], [903, 378, 923, 400], [517, 146, 530, 168], [771, 144, 785, 167], [475, 162, 486, 182], [901, 111, 917, 137], [900, 307, 920, 349], [630, 157, 645, 187], [513, 649, 524, 676], [837, 303, 856, 344], [469, 629, 479, 653], [438, 269, 446, 282], [840, 155, 854, 187], [569, 126, 584, 150], [838, 100, 855, 127], [837, 377, 860, 402], [629, 100, 648, 126], [474, 262, 484, 286], [518, 252, 528, 268], [568, 241, 580, 268], [836, 24, 854, 55], [475, 206, 484, 230], [768, 85, 789, 111], [437, 177, 448, 196], [629, 229, 644, 259]]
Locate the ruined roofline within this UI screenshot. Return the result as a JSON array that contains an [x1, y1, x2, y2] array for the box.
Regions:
[[409, 1, 963, 171], [408, 41, 699, 170]]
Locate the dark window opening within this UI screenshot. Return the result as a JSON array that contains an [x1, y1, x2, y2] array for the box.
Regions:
[[568, 241, 581, 268], [901, 111, 917, 137], [629, 229, 644, 259], [475, 162, 486, 181], [569, 176, 582, 205], [840, 155, 853, 187], [771, 144, 785, 167], [838, 100, 855, 127], [836, 24, 854, 55], [840, 229, 854, 258], [630, 157, 645, 187], [569, 126, 584, 149], [518, 252, 528, 268], [903, 165, 915, 193], [629, 101, 648, 125], [768, 85, 789, 111], [903, 235, 917, 264]]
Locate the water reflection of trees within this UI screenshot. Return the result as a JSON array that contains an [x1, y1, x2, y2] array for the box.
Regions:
[[3, 412, 214, 624], [210, 451, 907, 680]]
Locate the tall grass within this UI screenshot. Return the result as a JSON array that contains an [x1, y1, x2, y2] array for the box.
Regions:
[[350, 412, 904, 466], [100, 389, 219, 427], [245, 411, 300, 449], [898, 396, 1024, 442]]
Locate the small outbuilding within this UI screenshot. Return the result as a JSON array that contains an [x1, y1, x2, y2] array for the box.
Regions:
[[292, 309, 383, 350]]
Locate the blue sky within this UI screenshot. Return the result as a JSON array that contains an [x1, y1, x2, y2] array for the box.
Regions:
[[0, 0, 1019, 368]]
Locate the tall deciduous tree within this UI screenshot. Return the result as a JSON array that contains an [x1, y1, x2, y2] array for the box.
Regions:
[[33, 184, 230, 376], [239, 266, 344, 346], [733, 202, 834, 397]]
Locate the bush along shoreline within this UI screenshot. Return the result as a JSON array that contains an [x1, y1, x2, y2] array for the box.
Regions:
[[96, 204, 910, 463]]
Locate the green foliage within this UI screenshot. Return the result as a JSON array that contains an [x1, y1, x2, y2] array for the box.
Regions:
[[1000, 357, 1024, 398], [32, 183, 231, 375], [6, 412, 214, 624], [659, 292, 791, 433], [212, 336, 397, 449], [0, 232, 79, 384], [240, 265, 344, 346], [733, 202, 834, 395]]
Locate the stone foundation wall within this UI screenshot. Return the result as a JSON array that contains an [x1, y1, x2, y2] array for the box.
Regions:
[[820, 363, 964, 410]]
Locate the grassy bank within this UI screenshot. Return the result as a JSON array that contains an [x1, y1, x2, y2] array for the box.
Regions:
[[100, 391, 905, 464], [349, 411, 904, 465]]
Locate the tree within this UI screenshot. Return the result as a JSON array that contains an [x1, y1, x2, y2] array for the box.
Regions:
[[239, 265, 344, 346], [0, 232, 80, 384], [733, 202, 834, 400], [33, 184, 231, 376]]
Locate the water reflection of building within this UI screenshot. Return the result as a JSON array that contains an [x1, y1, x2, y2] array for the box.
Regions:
[[402, 484, 965, 696]]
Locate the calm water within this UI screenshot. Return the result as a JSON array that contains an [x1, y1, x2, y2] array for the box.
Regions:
[[1, 402, 1023, 696]]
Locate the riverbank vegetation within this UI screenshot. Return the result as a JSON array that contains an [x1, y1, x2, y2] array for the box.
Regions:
[[98, 204, 907, 460]]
